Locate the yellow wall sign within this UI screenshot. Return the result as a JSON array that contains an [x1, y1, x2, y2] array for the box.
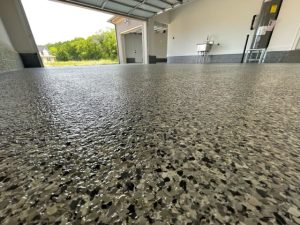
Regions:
[[270, 4, 278, 14]]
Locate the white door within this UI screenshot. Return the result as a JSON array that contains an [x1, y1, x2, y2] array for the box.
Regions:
[[124, 33, 143, 63], [134, 34, 143, 63]]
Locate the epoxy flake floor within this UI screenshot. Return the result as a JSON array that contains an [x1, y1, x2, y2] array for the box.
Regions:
[[0, 64, 300, 225]]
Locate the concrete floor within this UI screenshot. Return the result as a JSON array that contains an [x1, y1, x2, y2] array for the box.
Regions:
[[0, 64, 300, 225]]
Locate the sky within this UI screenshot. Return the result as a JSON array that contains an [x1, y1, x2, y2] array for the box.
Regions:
[[21, 0, 114, 45]]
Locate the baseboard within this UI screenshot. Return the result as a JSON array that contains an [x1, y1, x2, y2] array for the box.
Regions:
[[149, 55, 167, 64], [264, 50, 300, 63], [126, 58, 136, 63], [167, 54, 243, 64]]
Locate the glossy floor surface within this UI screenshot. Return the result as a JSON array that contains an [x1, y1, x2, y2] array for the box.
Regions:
[[0, 64, 300, 225]]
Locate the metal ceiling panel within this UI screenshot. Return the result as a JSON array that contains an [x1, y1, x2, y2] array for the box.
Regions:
[[113, 0, 162, 13], [53, 0, 187, 20], [105, 1, 154, 18]]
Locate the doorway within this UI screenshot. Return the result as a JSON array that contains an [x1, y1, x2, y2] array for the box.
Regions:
[[123, 28, 143, 63], [122, 27, 144, 63]]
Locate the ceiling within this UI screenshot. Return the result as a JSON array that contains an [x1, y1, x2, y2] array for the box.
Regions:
[[53, 0, 187, 20]]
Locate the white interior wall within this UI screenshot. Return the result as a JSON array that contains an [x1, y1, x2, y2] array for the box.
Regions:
[[167, 0, 262, 57], [124, 33, 143, 63], [267, 0, 300, 51], [147, 18, 155, 56], [0, 18, 23, 73], [153, 12, 171, 25], [0, 0, 37, 53], [0, 19, 13, 48], [153, 32, 167, 58], [296, 38, 300, 50], [148, 17, 168, 59]]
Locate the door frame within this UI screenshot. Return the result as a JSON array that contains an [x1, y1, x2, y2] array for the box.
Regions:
[[120, 24, 148, 64]]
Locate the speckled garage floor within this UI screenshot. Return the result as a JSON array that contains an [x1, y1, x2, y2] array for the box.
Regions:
[[0, 64, 300, 225]]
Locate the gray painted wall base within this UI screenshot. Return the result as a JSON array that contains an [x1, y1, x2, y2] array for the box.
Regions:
[[126, 58, 136, 63], [168, 50, 300, 64], [264, 50, 300, 63], [149, 55, 167, 64], [264, 51, 289, 63], [168, 54, 243, 64]]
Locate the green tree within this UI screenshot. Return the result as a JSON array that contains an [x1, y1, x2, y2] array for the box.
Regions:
[[47, 29, 118, 62], [56, 49, 69, 61]]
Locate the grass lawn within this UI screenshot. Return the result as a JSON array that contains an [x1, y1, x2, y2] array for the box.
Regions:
[[44, 59, 118, 67]]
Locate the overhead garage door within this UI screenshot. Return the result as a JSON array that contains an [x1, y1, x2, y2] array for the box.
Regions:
[[53, 0, 186, 20]]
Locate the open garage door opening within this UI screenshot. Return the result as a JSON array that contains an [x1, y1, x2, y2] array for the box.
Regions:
[[21, 0, 118, 67], [18, 0, 186, 67]]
